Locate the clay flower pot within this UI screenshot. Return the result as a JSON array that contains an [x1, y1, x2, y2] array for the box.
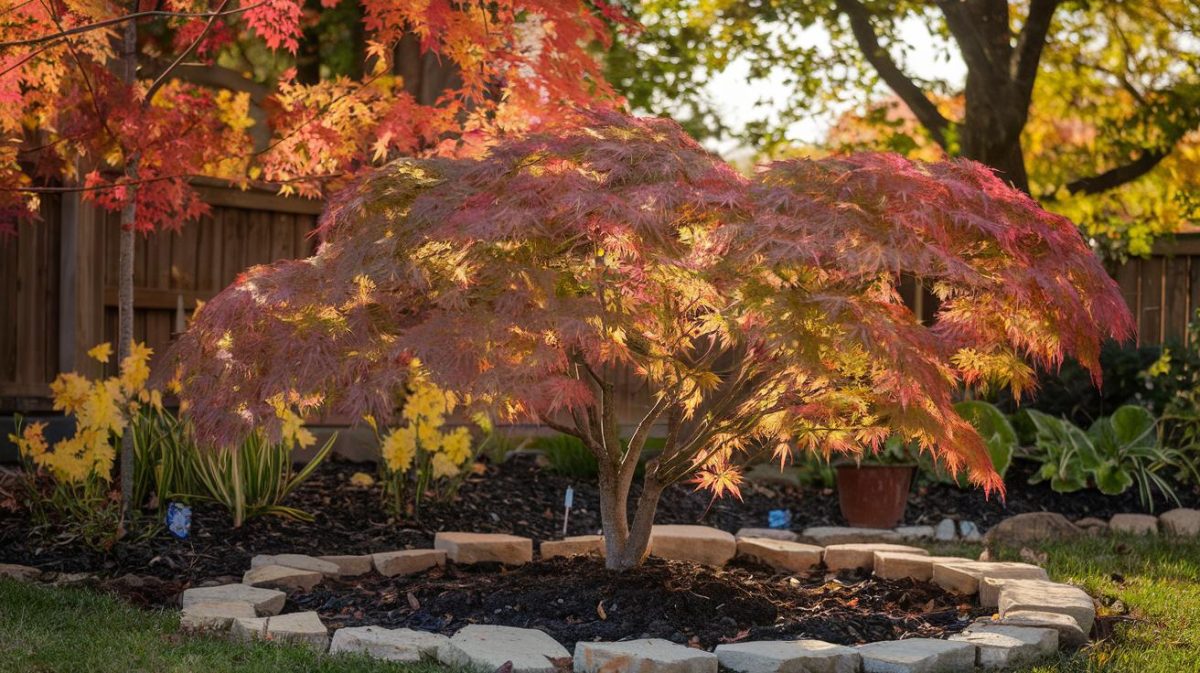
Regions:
[[835, 464, 915, 529]]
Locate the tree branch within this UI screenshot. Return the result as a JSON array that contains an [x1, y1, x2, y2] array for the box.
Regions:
[[835, 0, 951, 148], [1010, 0, 1060, 105], [0, 2, 266, 51], [1058, 149, 1169, 197], [143, 0, 232, 105]]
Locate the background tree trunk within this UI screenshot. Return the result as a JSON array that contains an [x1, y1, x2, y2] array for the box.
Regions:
[[117, 6, 138, 523]]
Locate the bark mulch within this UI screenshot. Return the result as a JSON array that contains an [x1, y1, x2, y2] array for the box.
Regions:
[[287, 555, 985, 649]]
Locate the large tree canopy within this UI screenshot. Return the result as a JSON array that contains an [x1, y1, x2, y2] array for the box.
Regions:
[[607, 1, 1200, 260], [170, 111, 1131, 568]]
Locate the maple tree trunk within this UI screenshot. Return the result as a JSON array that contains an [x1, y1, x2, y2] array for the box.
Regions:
[[116, 6, 138, 523], [597, 458, 664, 571]]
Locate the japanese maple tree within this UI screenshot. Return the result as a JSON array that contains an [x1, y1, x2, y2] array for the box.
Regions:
[[171, 111, 1132, 569]]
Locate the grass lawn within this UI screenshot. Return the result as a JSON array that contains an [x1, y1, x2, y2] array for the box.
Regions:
[[2, 534, 1197, 672]]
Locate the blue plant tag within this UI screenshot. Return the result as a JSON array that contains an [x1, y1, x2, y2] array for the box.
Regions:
[[768, 509, 792, 529], [166, 502, 192, 539]]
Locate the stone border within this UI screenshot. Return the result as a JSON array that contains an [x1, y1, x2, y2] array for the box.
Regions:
[[8, 509, 1188, 672], [151, 522, 1122, 673]]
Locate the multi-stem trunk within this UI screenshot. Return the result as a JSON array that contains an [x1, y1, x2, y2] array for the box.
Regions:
[[597, 460, 664, 570]]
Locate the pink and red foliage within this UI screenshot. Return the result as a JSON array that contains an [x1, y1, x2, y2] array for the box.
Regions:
[[170, 111, 1133, 494]]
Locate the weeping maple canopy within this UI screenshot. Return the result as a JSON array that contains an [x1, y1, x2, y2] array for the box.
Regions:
[[171, 111, 1132, 494]]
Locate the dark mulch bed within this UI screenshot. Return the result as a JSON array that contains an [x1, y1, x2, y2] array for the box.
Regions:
[[1, 453, 1197, 588], [288, 556, 984, 649]]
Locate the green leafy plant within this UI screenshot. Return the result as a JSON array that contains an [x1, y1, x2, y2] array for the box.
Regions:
[[187, 430, 334, 528], [534, 434, 600, 479], [1025, 406, 1199, 509], [1142, 309, 1200, 452], [131, 406, 202, 511], [927, 401, 1016, 486]]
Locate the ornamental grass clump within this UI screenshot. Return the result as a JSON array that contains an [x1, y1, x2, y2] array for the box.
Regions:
[[170, 111, 1133, 569]]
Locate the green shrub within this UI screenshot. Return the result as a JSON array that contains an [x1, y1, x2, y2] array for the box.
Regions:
[[534, 434, 599, 479], [1025, 405, 1199, 509]]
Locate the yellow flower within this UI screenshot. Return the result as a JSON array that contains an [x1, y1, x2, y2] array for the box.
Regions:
[[78, 379, 126, 437], [10, 422, 48, 461], [87, 342, 112, 363], [440, 427, 474, 465], [349, 471, 376, 487], [380, 426, 416, 473], [50, 372, 92, 414], [119, 342, 153, 394], [431, 452, 460, 479]]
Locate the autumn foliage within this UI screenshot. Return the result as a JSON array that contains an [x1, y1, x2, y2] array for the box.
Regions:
[[171, 111, 1132, 568], [0, 0, 625, 233]]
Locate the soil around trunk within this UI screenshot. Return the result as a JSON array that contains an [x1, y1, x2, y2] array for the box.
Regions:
[[2, 454, 1196, 586], [288, 556, 985, 650]]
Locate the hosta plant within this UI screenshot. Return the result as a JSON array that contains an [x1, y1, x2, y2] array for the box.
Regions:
[[1026, 406, 1199, 509], [171, 112, 1132, 569]]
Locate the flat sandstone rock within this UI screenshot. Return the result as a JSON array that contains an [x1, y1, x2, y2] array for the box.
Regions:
[[823, 544, 928, 572], [541, 536, 604, 560], [179, 601, 257, 631], [434, 532, 533, 566], [736, 539, 824, 573], [716, 639, 861, 673], [998, 580, 1096, 634], [438, 625, 569, 673], [575, 638, 717, 673], [181, 584, 286, 616], [856, 638, 975, 673], [372, 549, 446, 577], [949, 624, 1058, 669], [232, 611, 329, 651], [250, 553, 340, 577], [242, 564, 323, 592], [649, 525, 737, 567], [329, 625, 448, 662]]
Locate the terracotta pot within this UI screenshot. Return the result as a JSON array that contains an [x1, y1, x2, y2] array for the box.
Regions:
[[835, 464, 915, 529]]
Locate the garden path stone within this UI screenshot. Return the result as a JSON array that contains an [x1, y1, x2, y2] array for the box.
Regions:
[[1109, 513, 1157, 535], [715, 639, 861, 673], [0, 563, 41, 582], [438, 625, 569, 673], [998, 580, 1096, 633], [181, 583, 286, 616], [232, 611, 329, 651], [575, 638, 717, 673], [949, 624, 1057, 669], [250, 553, 340, 577], [1158, 508, 1200, 536], [736, 539, 823, 573], [934, 518, 957, 541], [434, 532, 534, 565], [319, 554, 374, 576], [856, 638, 975, 673], [801, 527, 901, 545], [329, 625, 448, 662], [179, 601, 257, 631], [873, 553, 971, 582], [649, 525, 737, 566], [894, 526, 935, 541], [372, 549, 446, 576], [541, 535, 604, 559], [242, 564, 323, 591], [736, 528, 799, 542], [990, 611, 1088, 649], [823, 544, 927, 572], [931, 561, 1047, 599], [984, 513, 1081, 546]]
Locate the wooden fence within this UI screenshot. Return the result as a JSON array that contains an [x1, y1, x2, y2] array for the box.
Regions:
[[1115, 237, 1200, 347], [4, 189, 1200, 413], [1, 183, 322, 409]]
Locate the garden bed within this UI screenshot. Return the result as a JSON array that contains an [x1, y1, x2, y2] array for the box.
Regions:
[[2, 453, 1197, 586], [286, 555, 983, 649]]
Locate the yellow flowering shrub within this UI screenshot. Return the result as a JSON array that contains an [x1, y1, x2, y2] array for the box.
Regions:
[[367, 360, 488, 517], [14, 342, 159, 486]]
